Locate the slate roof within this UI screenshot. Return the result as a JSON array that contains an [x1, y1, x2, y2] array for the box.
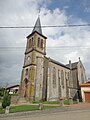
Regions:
[[32, 16, 42, 34], [27, 17, 47, 39], [66, 62, 78, 69], [6, 84, 19, 89], [49, 58, 70, 69], [80, 83, 90, 87]]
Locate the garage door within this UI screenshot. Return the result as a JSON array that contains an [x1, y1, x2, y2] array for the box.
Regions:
[[84, 92, 90, 102]]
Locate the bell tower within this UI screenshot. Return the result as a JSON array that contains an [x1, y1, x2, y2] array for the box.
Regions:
[[19, 16, 47, 101]]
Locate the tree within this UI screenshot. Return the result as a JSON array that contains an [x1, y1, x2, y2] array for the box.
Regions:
[[2, 92, 11, 109], [0, 87, 5, 97]]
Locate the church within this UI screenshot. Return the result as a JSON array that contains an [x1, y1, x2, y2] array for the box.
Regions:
[[19, 16, 86, 102]]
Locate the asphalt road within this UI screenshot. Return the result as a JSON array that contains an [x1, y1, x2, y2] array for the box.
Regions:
[[0, 109, 90, 120]]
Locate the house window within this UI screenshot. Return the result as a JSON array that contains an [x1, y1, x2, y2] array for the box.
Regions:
[[37, 37, 40, 48], [81, 73, 84, 83], [41, 39, 43, 49], [32, 37, 34, 46], [29, 37, 33, 48], [68, 72, 69, 80], [25, 68, 28, 76], [61, 70, 64, 88], [29, 39, 31, 48], [52, 67, 56, 88]]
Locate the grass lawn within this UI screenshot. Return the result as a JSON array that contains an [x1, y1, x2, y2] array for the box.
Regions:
[[64, 99, 70, 105], [32, 100, 72, 105], [0, 106, 5, 114], [32, 101, 60, 104], [0, 105, 57, 114], [0, 98, 2, 103], [10, 105, 39, 113], [0, 99, 79, 114]]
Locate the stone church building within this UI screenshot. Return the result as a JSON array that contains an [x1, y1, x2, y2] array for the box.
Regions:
[[19, 17, 86, 102]]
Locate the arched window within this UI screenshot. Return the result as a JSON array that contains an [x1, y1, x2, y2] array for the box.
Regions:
[[37, 37, 40, 48], [81, 73, 84, 83], [29, 37, 33, 48], [25, 68, 28, 76], [29, 39, 31, 48], [24, 78, 28, 97], [52, 67, 56, 88], [41, 39, 43, 49], [61, 70, 64, 88], [32, 37, 34, 46]]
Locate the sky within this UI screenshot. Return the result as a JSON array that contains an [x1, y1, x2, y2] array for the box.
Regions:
[[0, 0, 90, 87]]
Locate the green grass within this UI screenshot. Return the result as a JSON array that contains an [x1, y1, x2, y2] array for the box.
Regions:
[[0, 106, 5, 114], [0, 98, 2, 103], [0, 105, 57, 114], [64, 99, 70, 105], [10, 105, 57, 113], [32, 99, 78, 105], [43, 101, 60, 104], [32, 101, 60, 104], [32, 100, 71, 105], [0, 99, 78, 114], [10, 105, 39, 113]]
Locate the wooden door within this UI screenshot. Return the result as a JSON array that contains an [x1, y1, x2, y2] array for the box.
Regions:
[[84, 92, 90, 102]]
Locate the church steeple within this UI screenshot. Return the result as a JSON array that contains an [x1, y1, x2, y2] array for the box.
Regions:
[[26, 16, 47, 55], [32, 16, 42, 35]]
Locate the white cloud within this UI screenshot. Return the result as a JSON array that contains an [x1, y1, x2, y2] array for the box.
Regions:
[[83, 0, 90, 13]]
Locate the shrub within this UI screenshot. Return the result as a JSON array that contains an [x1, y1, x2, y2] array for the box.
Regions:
[[0, 88, 5, 97], [2, 93, 11, 109]]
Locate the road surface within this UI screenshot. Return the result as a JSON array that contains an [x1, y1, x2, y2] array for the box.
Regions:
[[0, 109, 90, 120]]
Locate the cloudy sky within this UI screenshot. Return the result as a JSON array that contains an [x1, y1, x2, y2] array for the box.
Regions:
[[0, 0, 90, 87]]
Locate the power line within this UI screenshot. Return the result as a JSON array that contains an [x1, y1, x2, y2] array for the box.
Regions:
[[0, 24, 90, 29], [0, 46, 90, 51], [0, 46, 90, 48]]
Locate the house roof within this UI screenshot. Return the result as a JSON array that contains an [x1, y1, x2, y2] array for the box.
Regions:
[[6, 84, 19, 89], [66, 62, 78, 69], [80, 82, 90, 87], [49, 58, 70, 69], [26, 17, 47, 39], [26, 31, 47, 39], [32, 16, 42, 34]]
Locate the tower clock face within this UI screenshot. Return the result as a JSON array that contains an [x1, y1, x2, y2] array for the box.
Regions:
[[27, 56, 30, 61], [27, 56, 31, 63], [25, 55, 32, 65]]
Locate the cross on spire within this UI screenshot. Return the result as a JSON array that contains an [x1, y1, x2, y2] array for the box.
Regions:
[[38, 8, 41, 17]]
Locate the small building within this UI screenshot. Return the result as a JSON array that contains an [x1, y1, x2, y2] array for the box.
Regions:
[[80, 82, 90, 102], [6, 84, 19, 94]]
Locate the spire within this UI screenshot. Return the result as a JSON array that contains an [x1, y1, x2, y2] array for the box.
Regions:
[[32, 16, 42, 34]]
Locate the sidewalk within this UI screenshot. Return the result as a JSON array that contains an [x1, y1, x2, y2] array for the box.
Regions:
[[68, 102, 90, 109]]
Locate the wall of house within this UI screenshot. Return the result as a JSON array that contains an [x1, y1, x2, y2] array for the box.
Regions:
[[42, 57, 49, 101], [81, 87, 90, 102], [70, 69, 78, 99], [77, 61, 87, 84], [47, 61, 70, 101], [34, 56, 44, 101]]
